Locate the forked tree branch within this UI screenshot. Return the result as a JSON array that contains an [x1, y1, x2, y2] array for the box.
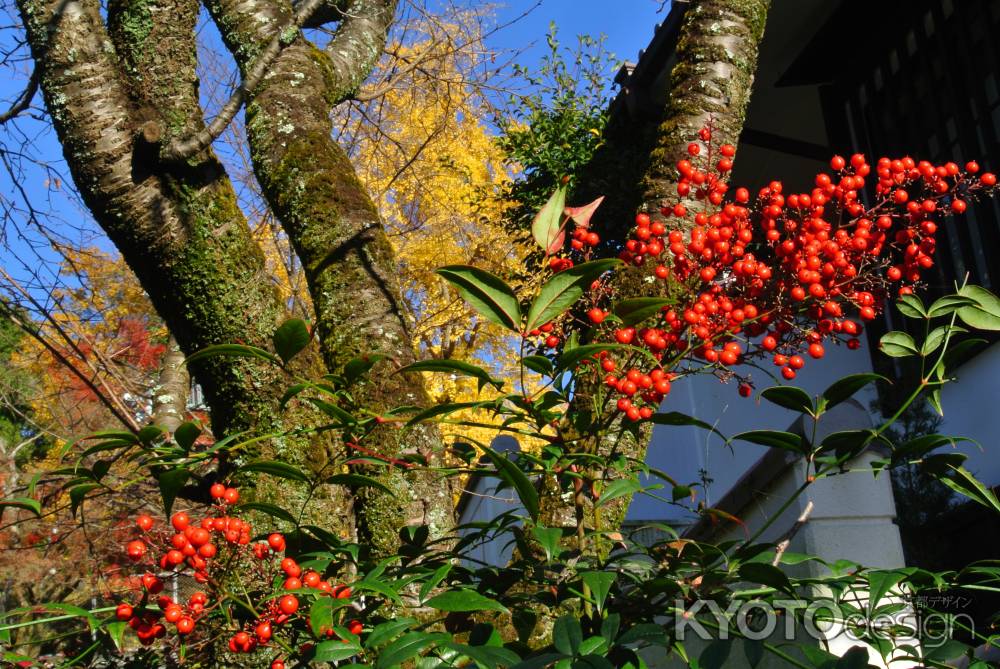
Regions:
[[160, 0, 326, 161], [0, 69, 39, 124]]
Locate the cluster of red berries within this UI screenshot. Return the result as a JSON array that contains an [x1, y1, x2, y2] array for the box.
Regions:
[[546, 125, 995, 417], [115, 484, 361, 661]]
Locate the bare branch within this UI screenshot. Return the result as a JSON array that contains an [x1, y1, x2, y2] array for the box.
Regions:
[[0, 68, 38, 124]]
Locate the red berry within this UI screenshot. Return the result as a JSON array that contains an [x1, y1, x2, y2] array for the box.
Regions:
[[223, 488, 240, 504], [281, 557, 301, 577], [283, 577, 302, 590], [171, 512, 190, 531], [738, 383, 752, 398], [116, 603, 133, 621], [210, 483, 226, 499], [808, 343, 825, 359], [278, 595, 299, 615], [135, 515, 154, 532], [126, 540, 146, 561], [587, 308, 606, 324], [255, 620, 272, 641], [176, 617, 194, 635], [267, 533, 286, 552]]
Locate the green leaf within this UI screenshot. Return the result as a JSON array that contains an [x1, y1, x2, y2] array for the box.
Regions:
[[615, 624, 667, 646], [821, 373, 887, 412], [941, 466, 1000, 514], [866, 570, 904, 614], [555, 344, 632, 373], [532, 186, 568, 253], [273, 318, 311, 364], [835, 646, 872, 669], [425, 589, 509, 614], [235, 502, 298, 525], [744, 639, 764, 668], [482, 446, 538, 521], [344, 354, 386, 385], [406, 400, 497, 427], [309, 597, 335, 637], [818, 430, 878, 460], [419, 564, 452, 603], [581, 571, 615, 613], [649, 411, 724, 439], [377, 632, 447, 669], [239, 460, 310, 483], [511, 653, 566, 669], [137, 425, 163, 445], [553, 616, 582, 656], [600, 614, 620, 644], [532, 526, 563, 561], [922, 325, 965, 356], [927, 294, 977, 318], [173, 421, 202, 451], [896, 294, 926, 319], [893, 434, 972, 462], [525, 259, 621, 332], [731, 430, 807, 454], [437, 266, 522, 332], [760, 386, 814, 415], [366, 618, 418, 649], [0, 497, 41, 517], [306, 396, 357, 427], [957, 285, 1000, 331], [398, 359, 503, 392], [314, 639, 361, 662], [184, 343, 281, 367], [572, 656, 613, 669], [448, 643, 522, 669], [879, 331, 918, 357], [594, 478, 641, 508], [325, 473, 393, 495], [523, 355, 554, 376], [613, 297, 671, 326], [698, 639, 731, 669], [157, 468, 189, 516], [738, 562, 793, 594], [69, 483, 100, 517]]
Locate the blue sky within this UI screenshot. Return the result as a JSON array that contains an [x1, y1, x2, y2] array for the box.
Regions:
[[0, 1, 668, 307]]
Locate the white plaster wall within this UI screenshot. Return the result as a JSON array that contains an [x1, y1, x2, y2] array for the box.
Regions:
[[936, 340, 1000, 488]]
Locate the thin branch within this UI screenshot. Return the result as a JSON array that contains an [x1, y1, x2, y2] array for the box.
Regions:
[[161, 0, 326, 161], [0, 68, 38, 124], [771, 500, 814, 566]]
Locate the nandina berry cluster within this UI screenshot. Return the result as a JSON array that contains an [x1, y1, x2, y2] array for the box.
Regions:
[[542, 125, 995, 420], [115, 484, 361, 663]]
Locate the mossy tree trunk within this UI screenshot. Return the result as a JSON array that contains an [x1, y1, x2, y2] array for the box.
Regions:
[[538, 0, 771, 539], [204, 0, 455, 556], [16, 0, 355, 534]]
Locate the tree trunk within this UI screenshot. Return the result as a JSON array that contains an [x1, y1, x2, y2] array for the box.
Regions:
[[204, 0, 455, 556], [17, 0, 355, 535], [539, 0, 771, 538], [152, 335, 189, 434]]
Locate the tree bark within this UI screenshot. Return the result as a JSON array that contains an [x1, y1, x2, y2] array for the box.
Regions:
[[205, 0, 455, 556], [152, 335, 189, 434], [18, 0, 355, 536], [540, 0, 771, 538]]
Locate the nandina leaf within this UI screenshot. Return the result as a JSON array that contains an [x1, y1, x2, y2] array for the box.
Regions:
[[157, 467, 189, 516], [273, 318, 311, 364], [738, 562, 793, 594], [552, 616, 582, 655], [649, 411, 724, 439], [184, 343, 281, 367], [425, 589, 509, 614], [69, 483, 100, 517], [398, 359, 504, 392], [879, 331, 918, 357], [525, 258, 621, 332], [314, 639, 361, 662], [759, 386, 814, 415], [173, 421, 202, 451], [699, 639, 732, 669], [614, 297, 672, 326], [0, 496, 41, 517], [344, 354, 386, 385], [957, 285, 1000, 330], [325, 473, 393, 495], [376, 632, 449, 669], [820, 373, 887, 412], [581, 571, 616, 613], [940, 465, 1000, 514], [731, 430, 808, 454], [564, 195, 604, 229], [437, 265, 522, 331], [532, 185, 567, 252]]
